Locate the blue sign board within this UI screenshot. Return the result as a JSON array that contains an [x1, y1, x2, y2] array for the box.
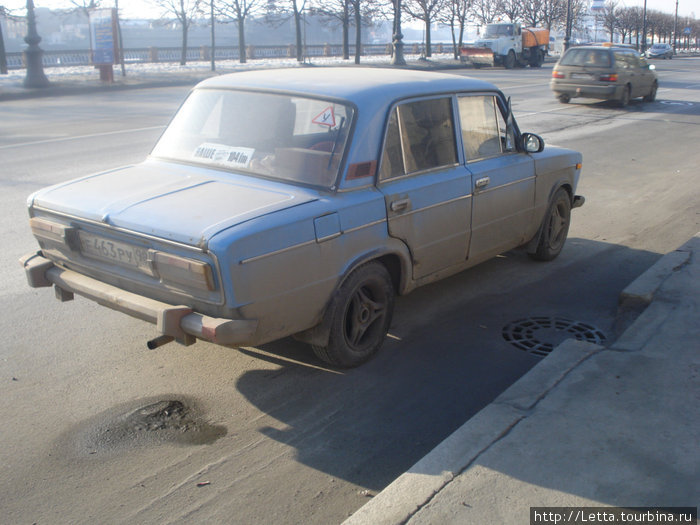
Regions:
[[89, 9, 117, 65]]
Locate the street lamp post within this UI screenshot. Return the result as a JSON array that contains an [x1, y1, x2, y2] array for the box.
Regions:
[[641, 0, 648, 53], [391, 0, 405, 66], [23, 0, 49, 88], [673, 0, 679, 53], [564, 0, 572, 51]]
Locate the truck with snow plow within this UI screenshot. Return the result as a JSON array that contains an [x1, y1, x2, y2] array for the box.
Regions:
[[461, 23, 549, 69]]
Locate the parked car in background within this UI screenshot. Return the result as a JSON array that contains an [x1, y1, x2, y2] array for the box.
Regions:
[[551, 44, 658, 106], [21, 68, 584, 368], [646, 43, 673, 59]]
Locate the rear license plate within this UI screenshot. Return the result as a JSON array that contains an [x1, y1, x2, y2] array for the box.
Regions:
[[79, 231, 150, 270], [571, 73, 592, 79]]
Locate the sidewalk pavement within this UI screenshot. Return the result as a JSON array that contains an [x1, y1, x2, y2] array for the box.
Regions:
[[0, 54, 471, 102], [345, 233, 699, 524]]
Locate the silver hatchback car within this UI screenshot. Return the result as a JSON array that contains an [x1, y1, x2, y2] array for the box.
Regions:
[[551, 45, 658, 106]]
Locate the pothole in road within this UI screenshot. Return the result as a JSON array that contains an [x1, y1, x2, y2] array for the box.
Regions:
[[67, 397, 227, 457], [502, 316, 607, 357]]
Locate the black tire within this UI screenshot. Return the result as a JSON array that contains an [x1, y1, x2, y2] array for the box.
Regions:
[[530, 49, 543, 68], [312, 262, 394, 368], [643, 81, 658, 102], [504, 50, 516, 69], [529, 188, 571, 262], [617, 85, 631, 107], [558, 93, 571, 104]]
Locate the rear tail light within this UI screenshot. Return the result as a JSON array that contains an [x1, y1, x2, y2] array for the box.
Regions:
[[153, 252, 215, 292], [552, 70, 565, 79], [599, 73, 618, 82]]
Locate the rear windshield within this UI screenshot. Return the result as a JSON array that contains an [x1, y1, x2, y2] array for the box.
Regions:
[[151, 89, 354, 190], [560, 48, 612, 68]]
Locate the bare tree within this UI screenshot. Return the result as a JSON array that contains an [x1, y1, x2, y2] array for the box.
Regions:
[[310, 0, 351, 59], [471, 0, 502, 26], [154, 0, 203, 65], [266, 0, 306, 62], [0, 5, 12, 74], [499, 0, 521, 23], [601, 0, 619, 42], [437, 0, 473, 59], [403, 0, 445, 56], [217, 0, 263, 63]]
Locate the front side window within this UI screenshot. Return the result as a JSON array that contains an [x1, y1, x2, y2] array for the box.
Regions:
[[379, 97, 457, 180], [458, 95, 513, 162], [151, 89, 354, 189]]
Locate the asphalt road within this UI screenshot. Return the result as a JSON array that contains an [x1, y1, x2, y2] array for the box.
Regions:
[[1, 58, 699, 524]]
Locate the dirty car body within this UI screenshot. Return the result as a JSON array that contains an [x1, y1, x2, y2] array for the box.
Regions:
[[21, 68, 584, 367]]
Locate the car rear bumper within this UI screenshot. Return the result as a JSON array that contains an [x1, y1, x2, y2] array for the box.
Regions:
[[20, 251, 258, 347], [550, 81, 619, 100]]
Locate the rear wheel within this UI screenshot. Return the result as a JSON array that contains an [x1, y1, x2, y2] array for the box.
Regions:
[[529, 49, 543, 68], [558, 93, 571, 104], [643, 81, 658, 102], [312, 262, 394, 368], [529, 188, 571, 262], [617, 85, 631, 107]]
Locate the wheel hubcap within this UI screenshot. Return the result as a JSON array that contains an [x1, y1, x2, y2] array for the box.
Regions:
[[345, 284, 386, 349], [549, 202, 568, 248]]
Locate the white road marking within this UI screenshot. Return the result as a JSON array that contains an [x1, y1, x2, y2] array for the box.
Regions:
[[0, 125, 165, 150]]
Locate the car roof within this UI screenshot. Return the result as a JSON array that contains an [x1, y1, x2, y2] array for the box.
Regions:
[[196, 67, 499, 107]]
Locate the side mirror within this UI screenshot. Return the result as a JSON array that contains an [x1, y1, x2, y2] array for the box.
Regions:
[[521, 133, 545, 153]]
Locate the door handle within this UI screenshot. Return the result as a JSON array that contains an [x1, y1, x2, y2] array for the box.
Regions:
[[390, 198, 410, 212], [475, 177, 490, 189]]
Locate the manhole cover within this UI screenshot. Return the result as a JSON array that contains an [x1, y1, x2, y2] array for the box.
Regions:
[[502, 316, 606, 357]]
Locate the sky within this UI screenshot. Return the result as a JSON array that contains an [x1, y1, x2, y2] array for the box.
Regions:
[[2, 0, 698, 21]]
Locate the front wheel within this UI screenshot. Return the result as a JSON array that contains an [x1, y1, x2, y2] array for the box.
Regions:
[[312, 262, 394, 368], [504, 50, 516, 69], [529, 188, 571, 262], [643, 81, 658, 102]]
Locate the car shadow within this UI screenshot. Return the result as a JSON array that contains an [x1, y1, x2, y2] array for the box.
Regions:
[[233, 238, 661, 492]]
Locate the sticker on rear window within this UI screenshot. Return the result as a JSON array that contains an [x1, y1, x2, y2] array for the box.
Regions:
[[312, 106, 336, 128], [193, 143, 255, 168]]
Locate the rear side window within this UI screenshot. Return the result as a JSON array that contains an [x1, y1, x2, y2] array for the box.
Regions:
[[560, 49, 612, 68], [379, 97, 457, 180]]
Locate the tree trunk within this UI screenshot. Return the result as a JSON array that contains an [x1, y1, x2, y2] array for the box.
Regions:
[[293, 0, 303, 62], [238, 17, 246, 63], [342, 1, 349, 60], [425, 18, 432, 57], [354, 1, 361, 64], [0, 23, 8, 75], [180, 21, 188, 65]]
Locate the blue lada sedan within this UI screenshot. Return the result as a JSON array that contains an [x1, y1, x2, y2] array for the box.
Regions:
[[21, 68, 584, 367]]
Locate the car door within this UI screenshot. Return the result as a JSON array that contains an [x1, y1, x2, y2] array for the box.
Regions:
[[378, 96, 472, 280], [457, 94, 536, 259]]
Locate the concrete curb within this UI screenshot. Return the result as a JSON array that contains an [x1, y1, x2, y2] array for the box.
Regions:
[[343, 339, 603, 525], [619, 248, 691, 308]]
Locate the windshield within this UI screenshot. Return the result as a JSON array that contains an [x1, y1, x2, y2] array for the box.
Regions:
[[151, 89, 354, 190], [560, 48, 612, 68], [651, 44, 666, 49], [484, 24, 514, 38]]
